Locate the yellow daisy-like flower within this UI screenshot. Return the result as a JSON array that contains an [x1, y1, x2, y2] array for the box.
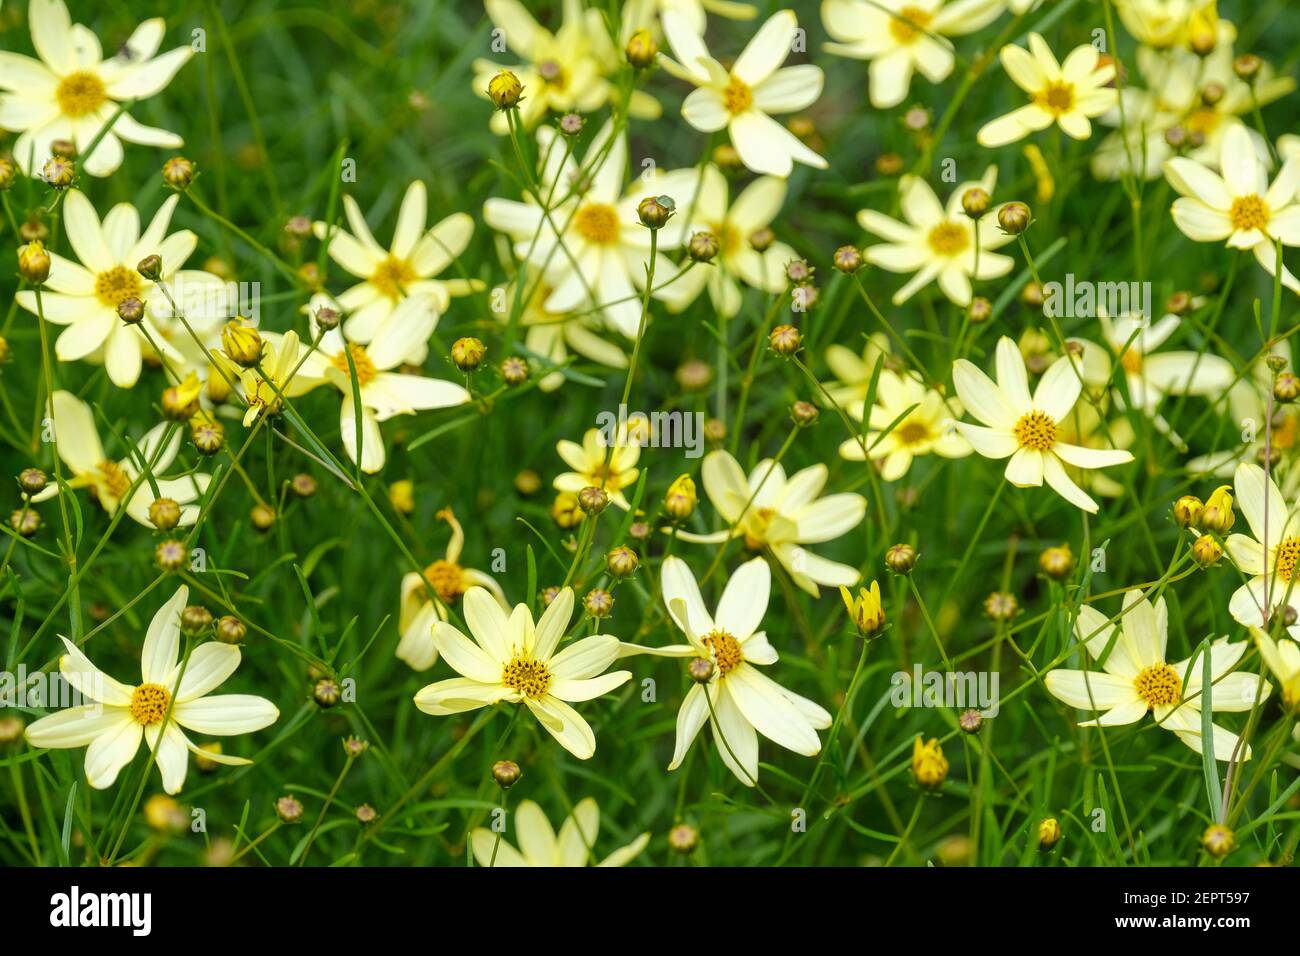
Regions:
[[31, 391, 210, 528], [976, 33, 1118, 147], [1163, 123, 1300, 293], [311, 181, 481, 365], [678, 450, 866, 595], [858, 167, 1015, 306], [24, 586, 279, 794], [622, 0, 757, 36], [837, 368, 971, 480], [413, 587, 632, 759], [469, 798, 649, 867], [659, 9, 827, 177], [13, 190, 222, 389], [952, 337, 1134, 512], [620, 556, 831, 786], [1045, 590, 1269, 761], [291, 306, 472, 473], [0, 0, 193, 176], [554, 427, 642, 510], [821, 0, 1004, 108], [474, 0, 660, 133], [397, 508, 509, 672], [668, 164, 797, 317], [1224, 463, 1300, 633]]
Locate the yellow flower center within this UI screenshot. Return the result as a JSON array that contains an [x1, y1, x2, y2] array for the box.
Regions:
[[502, 656, 551, 699], [1134, 663, 1181, 708], [1035, 81, 1076, 115], [130, 683, 172, 726], [1119, 348, 1143, 373], [742, 506, 775, 550], [55, 70, 108, 118], [888, 6, 933, 43], [370, 255, 416, 300], [1273, 537, 1300, 581], [701, 628, 743, 676], [898, 421, 931, 446], [1185, 107, 1220, 136], [423, 558, 465, 603], [1229, 194, 1269, 232], [96, 460, 131, 501], [574, 203, 621, 245], [537, 59, 567, 90], [926, 221, 970, 256], [95, 266, 144, 308], [722, 75, 753, 114], [1013, 410, 1058, 451], [330, 343, 378, 386]]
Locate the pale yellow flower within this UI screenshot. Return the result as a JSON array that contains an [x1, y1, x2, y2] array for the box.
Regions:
[[469, 798, 649, 866]]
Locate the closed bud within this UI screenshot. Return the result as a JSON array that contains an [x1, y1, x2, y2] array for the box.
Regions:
[[291, 473, 317, 498], [18, 468, 47, 495], [584, 588, 613, 618], [161, 156, 196, 189], [1166, 290, 1193, 316], [154, 538, 187, 572], [1192, 534, 1223, 568], [1020, 281, 1044, 308], [514, 469, 541, 496], [958, 708, 983, 734], [9, 508, 40, 537], [1233, 54, 1262, 82], [912, 737, 948, 790], [668, 822, 699, 853], [968, 296, 992, 324], [833, 245, 863, 273], [276, 795, 304, 824], [687, 658, 714, 684], [626, 29, 657, 69], [500, 356, 529, 385], [558, 112, 585, 137], [769, 324, 801, 356], [148, 497, 182, 530], [1038, 543, 1074, 580], [0, 157, 15, 190], [637, 194, 675, 229], [314, 306, 340, 331], [790, 401, 819, 427], [712, 144, 743, 172], [250, 503, 276, 532], [961, 187, 990, 217], [1275, 372, 1300, 403], [389, 479, 415, 515], [451, 336, 486, 372], [664, 474, 697, 521], [1266, 354, 1288, 372], [578, 485, 609, 516], [492, 760, 522, 789], [191, 420, 225, 456], [748, 227, 774, 252], [984, 591, 1019, 621], [487, 70, 523, 109], [606, 545, 639, 578], [785, 259, 814, 285], [688, 231, 719, 263], [41, 155, 75, 188], [997, 201, 1031, 235], [221, 321, 263, 367], [1038, 817, 1062, 850], [885, 543, 917, 574], [216, 615, 246, 645], [313, 678, 341, 708], [116, 296, 145, 325], [136, 254, 163, 281], [181, 605, 213, 635], [1173, 494, 1204, 528], [1202, 823, 1235, 859], [17, 240, 51, 284], [875, 152, 903, 176]]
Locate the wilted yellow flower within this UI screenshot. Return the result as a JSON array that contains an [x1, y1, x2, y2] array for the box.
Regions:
[[839, 581, 885, 637], [912, 736, 948, 789]]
